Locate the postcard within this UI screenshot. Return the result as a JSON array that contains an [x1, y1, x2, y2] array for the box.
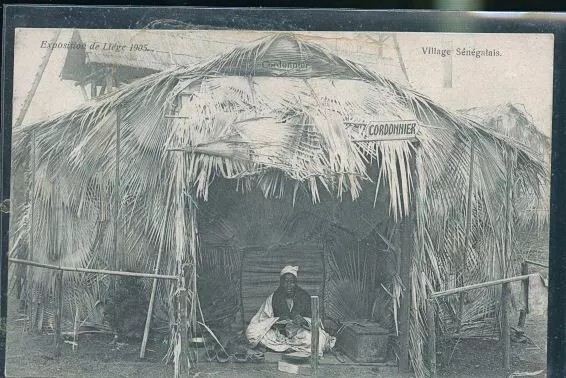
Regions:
[[4, 24, 553, 378]]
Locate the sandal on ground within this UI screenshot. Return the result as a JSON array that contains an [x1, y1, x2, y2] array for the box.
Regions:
[[234, 352, 248, 363], [247, 350, 265, 363]]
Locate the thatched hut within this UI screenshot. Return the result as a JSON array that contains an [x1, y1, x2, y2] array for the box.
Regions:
[[9, 33, 548, 377]]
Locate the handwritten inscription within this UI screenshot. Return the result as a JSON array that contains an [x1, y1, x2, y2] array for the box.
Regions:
[[40, 40, 152, 52]]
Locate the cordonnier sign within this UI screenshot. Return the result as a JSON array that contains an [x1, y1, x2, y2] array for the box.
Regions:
[[344, 119, 419, 142]]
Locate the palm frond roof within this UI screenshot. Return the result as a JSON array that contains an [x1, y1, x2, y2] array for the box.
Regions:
[[14, 33, 547, 209]]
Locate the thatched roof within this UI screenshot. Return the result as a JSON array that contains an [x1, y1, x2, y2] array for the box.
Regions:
[[61, 30, 410, 85], [11, 33, 548, 377]]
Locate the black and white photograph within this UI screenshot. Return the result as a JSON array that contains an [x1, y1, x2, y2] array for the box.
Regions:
[[3, 23, 553, 378]]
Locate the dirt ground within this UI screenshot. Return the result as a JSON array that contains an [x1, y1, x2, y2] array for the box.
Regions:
[[4, 293, 547, 378]]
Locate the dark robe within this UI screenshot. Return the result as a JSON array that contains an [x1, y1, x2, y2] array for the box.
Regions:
[[272, 285, 312, 319]]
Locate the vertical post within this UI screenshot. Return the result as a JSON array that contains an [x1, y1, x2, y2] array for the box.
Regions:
[[427, 299, 437, 378], [14, 30, 61, 128], [459, 141, 475, 326], [26, 131, 37, 330], [501, 148, 514, 371], [501, 283, 511, 370], [398, 216, 412, 373], [113, 108, 121, 276], [140, 186, 173, 359], [311, 296, 320, 375], [91, 79, 97, 98], [398, 144, 417, 373], [79, 85, 88, 101], [175, 268, 189, 378], [518, 262, 529, 328], [54, 269, 63, 357]]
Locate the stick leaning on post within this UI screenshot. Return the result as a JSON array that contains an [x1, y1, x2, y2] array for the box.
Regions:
[[310, 296, 320, 376]]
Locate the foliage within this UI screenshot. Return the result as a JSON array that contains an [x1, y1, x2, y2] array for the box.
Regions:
[[104, 277, 150, 341]]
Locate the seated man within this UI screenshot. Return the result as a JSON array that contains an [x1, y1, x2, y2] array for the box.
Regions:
[[245, 265, 335, 356]]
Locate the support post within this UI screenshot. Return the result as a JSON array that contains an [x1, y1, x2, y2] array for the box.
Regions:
[[14, 30, 60, 128], [26, 131, 37, 331], [140, 185, 173, 359], [175, 268, 189, 378], [311, 296, 320, 375], [91, 79, 97, 98], [518, 262, 529, 328], [501, 148, 514, 371], [501, 282, 511, 370], [113, 108, 121, 273], [427, 299, 437, 378], [398, 145, 417, 373], [459, 141, 475, 326], [54, 269, 63, 357], [398, 216, 412, 373]]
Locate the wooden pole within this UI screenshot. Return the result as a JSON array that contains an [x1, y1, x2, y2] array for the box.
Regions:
[[524, 259, 548, 269], [14, 30, 61, 128], [79, 85, 88, 101], [459, 141, 475, 326], [501, 148, 514, 371], [54, 269, 63, 357], [430, 274, 531, 299], [90, 79, 97, 99], [427, 299, 437, 378], [398, 145, 417, 373], [175, 269, 189, 378], [398, 215, 412, 373], [8, 258, 178, 280], [26, 131, 37, 331], [113, 108, 121, 273], [518, 262, 529, 328], [310, 296, 320, 375], [140, 185, 173, 359]]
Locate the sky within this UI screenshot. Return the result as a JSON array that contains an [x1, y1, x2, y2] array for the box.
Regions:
[[12, 29, 554, 137]]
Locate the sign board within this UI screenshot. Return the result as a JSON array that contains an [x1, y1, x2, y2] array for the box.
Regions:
[[345, 119, 419, 142]]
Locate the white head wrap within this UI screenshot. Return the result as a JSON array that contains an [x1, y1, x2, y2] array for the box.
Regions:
[[280, 265, 299, 277]]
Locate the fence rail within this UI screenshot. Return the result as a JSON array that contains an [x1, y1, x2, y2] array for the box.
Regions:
[[8, 257, 178, 280], [8, 257, 181, 372], [427, 272, 532, 377], [524, 259, 548, 269]]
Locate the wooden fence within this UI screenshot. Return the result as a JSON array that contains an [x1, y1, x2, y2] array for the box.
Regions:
[[8, 258, 182, 373], [427, 259, 548, 377]]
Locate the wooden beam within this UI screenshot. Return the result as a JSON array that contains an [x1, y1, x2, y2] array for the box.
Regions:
[[8, 258, 178, 280], [518, 262, 529, 328], [311, 296, 320, 375], [54, 269, 63, 357], [79, 85, 88, 102], [14, 30, 61, 128], [26, 131, 37, 331], [426, 299, 437, 377], [90, 80, 97, 99], [398, 215, 412, 373], [459, 141, 475, 326], [398, 145, 417, 373], [430, 274, 530, 299], [501, 148, 514, 372], [113, 108, 122, 273], [140, 185, 173, 359], [524, 259, 548, 269]]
